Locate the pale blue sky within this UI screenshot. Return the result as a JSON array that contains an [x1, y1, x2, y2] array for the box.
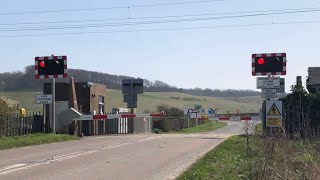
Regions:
[[1, 0, 320, 91]]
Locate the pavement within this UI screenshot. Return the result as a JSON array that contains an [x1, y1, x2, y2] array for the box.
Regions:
[[0, 121, 247, 180]]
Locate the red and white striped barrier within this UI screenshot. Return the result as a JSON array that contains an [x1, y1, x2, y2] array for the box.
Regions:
[[74, 112, 165, 121], [215, 116, 260, 121]]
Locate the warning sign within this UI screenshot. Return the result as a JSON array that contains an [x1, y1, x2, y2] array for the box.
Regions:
[[267, 104, 281, 116], [266, 100, 282, 128]]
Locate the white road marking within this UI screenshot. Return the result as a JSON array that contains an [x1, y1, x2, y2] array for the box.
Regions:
[[0, 164, 26, 172], [0, 162, 50, 175], [0, 135, 163, 176]]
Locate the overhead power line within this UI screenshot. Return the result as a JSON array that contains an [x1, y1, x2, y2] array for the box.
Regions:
[[0, 8, 319, 32], [0, 0, 223, 16], [0, 19, 320, 38], [0, 7, 318, 27]]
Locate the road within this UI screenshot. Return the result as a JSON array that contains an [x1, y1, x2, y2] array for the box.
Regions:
[[0, 121, 245, 180]]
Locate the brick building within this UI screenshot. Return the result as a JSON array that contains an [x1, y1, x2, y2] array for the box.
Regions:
[[43, 81, 106, 133]]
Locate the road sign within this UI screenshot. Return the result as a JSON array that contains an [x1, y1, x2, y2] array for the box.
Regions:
[[208, 108, 216, 118], [35, 56, 68, 79], [201, 109, 205, 113], [184, 105, 202, 118], [257, 77, 280, 89], [261, 89, 277, 98], [184, 105, 202, 114], [124, 94, 138, 102], [122, 79, 144, 94], [208, 108, 215, 114], [252, 53, 287, 76], [266, 100, 282, 127], [35, 94, 53, 104]]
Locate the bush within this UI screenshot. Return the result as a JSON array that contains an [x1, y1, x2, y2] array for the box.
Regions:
[[152, 104, 206, 132], [0, 98, 19, 136]]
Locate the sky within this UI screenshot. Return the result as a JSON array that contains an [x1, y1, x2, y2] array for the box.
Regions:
[[1, 0, 320, 92]]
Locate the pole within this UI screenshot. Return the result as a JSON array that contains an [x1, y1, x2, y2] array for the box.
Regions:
[[188, 117, 190, 129], [149, 117, 151, 133], [196, 112, 199, 132], [43, 104, 46, 133], [52, 78, 56, 134], [130, 79, 134, 133]]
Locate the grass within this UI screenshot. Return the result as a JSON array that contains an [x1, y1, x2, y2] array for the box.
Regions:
[[176, 121, 227, 134], [178, 134, 320, 180], [0, 90, 261, 113], [255, 122, 262, 133], [177, 135, 249, 180], [0, 133, 80, 150]]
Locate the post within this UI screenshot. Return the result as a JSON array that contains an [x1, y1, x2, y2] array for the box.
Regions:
[[188, 117, 190, 129], [196, 113, 199, 132], [149, 117, 151, 133], [130, 79, 134, 133], [43, 104, 46, 133], [52, 78, 56, 134]]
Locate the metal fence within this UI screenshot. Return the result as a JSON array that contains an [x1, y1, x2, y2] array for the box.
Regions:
[[0, 112, 44, 137]]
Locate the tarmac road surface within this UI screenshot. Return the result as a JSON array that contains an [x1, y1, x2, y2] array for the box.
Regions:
[[0, 121, 247, 180]]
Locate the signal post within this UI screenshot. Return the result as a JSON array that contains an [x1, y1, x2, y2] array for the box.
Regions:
[[252, 53, 287, 134], [35, 55, 68, 133]]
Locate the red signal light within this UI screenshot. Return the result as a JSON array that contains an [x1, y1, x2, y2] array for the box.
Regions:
[[39, 61, 45, 68], [257, 58, 265, 65]]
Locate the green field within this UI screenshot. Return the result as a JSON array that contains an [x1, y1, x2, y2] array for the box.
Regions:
[[0, 91, 43, 112], [0, 90, 261, 114], [106, 90, 260, 113]]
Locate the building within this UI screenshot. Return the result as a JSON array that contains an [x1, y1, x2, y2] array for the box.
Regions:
[[43, 81, 106, 133]]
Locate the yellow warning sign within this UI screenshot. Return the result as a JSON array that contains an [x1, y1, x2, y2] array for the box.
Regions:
[[267, 103, 281, 116], [266, 117, 282, 126]]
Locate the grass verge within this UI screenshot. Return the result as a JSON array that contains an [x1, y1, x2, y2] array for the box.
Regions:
[[176, 121, 227, 134], [178, 134, 320, 180], [177, 135, 249, 180], [0, 133, 80, 150]]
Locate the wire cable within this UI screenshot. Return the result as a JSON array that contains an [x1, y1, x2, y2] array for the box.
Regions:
[[0, 19, 319, 38], [0, 7, 318, 27], [0, 0, 223, 16], [0, 9, 319, 32]]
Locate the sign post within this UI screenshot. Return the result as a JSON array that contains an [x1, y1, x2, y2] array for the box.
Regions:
[[252, 53, 287, 134], [122, 79, 144, 133]]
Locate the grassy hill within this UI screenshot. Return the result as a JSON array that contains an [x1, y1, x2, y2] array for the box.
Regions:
[[0, 90, 261, 114]]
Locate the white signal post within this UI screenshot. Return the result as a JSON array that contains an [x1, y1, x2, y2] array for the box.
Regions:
[[34, 55, 68, 134]]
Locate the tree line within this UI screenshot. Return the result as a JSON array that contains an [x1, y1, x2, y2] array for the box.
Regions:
[[0, 65, 260, 97]]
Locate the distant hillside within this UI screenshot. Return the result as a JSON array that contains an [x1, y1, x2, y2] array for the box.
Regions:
[[0, 90, 261, 113], [0, 65, 260, 97]]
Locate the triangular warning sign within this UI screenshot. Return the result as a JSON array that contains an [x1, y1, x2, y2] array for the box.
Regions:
[[267, 103, 281, 116]]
